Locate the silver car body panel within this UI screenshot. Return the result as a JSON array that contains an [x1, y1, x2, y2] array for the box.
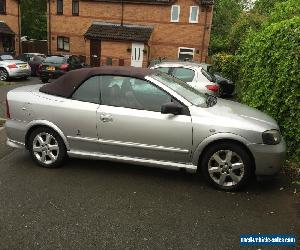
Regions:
[[5, 78, 286, 176]]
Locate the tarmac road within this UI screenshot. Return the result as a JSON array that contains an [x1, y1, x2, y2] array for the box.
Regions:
[[0, 129, 299, 249]]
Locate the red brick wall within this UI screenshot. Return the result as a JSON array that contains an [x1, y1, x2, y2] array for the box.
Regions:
[[48, 0, 213, 65], [0, 0, 20, 54]]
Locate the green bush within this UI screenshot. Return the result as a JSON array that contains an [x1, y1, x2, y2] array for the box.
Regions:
[[237, 17, 300, 160], [211, 53, 239, 83]]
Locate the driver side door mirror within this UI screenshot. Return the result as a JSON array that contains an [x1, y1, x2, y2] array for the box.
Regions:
[[161, 102, 183, 115]]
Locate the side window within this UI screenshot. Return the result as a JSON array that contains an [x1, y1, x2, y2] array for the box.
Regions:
[[72, 76, 100, 104], [0, 0, 6, 14], [172, 68, 195, 82], [57, 0, 63, 15], [156, 67, 170, 74], [100, 76, 172, 112], [171, 5, 180, 22], [189, 6, 199, 23]]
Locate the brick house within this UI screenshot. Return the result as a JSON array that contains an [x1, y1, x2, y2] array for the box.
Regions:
[[47, 0, 214, 67], [0, 0, 21, 54]]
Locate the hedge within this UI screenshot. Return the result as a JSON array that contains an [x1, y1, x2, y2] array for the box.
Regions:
[[238, 17, 300, 160]]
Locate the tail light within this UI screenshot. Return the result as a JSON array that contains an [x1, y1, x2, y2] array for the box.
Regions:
[[6, 98, 10, 119], [60, 64, 69, 71], [206, 85, 219, 92], [7, 64, 17, 69]]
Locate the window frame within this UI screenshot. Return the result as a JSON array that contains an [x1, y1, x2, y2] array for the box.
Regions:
[[0, 0, 6, 15], [170, 5, 180, 23], [178, 47, 195, 61], [71, 76, 101, 104], [189, 6, 199, 23], [72, 0, 79, 16], [99, 75, 188, 114], [57, 36, 70, 52], [57, 0, 63, 15]]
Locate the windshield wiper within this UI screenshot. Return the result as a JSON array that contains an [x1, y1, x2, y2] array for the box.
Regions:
[[205, 94, 218, 107]]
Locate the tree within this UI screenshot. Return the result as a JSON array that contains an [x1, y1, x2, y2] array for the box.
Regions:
[[253, 0, 282, 16], [209, 0, 245, 54], [21, 0, 47, 40]]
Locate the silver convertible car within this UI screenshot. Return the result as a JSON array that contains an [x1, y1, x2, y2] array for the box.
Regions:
[[5, 67, 286, 191]]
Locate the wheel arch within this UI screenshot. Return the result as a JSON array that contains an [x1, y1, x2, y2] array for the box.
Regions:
[[192, 133, 256, 172], [25, 120, 70, 150]]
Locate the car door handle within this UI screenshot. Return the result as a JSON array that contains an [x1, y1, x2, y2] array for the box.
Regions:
[[100, 114, 113, 123]]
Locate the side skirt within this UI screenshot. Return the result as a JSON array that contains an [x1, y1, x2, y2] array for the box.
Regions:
[[68, 150, 198, 173]]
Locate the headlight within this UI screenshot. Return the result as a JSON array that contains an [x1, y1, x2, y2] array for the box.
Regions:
[[262, 130, 282, 145]]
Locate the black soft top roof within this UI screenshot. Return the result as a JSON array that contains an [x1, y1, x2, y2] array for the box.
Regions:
[[39, 66, 158, 98]]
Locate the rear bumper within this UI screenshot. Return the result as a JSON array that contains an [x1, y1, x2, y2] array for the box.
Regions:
[[5, 119, 27, 149], [248, 139, 286, 176], [8, 68, 31, 78], [40, 70, 65, 79]]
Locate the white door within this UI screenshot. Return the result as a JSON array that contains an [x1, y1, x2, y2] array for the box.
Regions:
[[131, 43, 144, 67]]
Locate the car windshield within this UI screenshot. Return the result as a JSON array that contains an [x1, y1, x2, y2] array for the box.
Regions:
[[44, 56, 65, 64], [0, 55, 14, 60], [151, 73, 207, 107]]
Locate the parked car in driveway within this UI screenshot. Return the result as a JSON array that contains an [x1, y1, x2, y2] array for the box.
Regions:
[[199, 63, 235, 96], [0, 53, 31, 81], [16, 53, 46, 76], [151, 61, 220, 97], [40, 55, 84, 83], [5, 67, 286, 191]]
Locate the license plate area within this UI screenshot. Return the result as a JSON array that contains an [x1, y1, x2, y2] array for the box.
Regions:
[[47, 66, 55, 71]]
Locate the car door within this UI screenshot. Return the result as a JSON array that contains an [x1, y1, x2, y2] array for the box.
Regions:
[[62, 76, 100, 152], [96, 75, 193, 164]]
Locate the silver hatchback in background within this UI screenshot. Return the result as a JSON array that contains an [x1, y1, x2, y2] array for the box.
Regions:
[[0, 53, 31, 81], [151, 61, 220, 96]]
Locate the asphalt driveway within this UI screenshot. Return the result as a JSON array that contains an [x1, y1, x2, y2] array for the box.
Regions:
[[0, 129, 299, 249]]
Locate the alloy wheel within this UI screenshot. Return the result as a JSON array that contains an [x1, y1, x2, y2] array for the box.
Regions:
[[208, 150, 245, 187], [32, 132, 60, 165], [0, 69, 8, 81]]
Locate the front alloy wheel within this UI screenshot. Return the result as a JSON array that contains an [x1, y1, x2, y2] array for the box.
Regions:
[[201, 142, 253, 191], [208, 150, 245, 187], [29, 127, 67, 168]]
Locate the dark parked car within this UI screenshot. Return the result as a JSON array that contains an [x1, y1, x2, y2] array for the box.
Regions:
[[40, 55, 85, 83], [200, 63, 235, 96], [16, 53, 46, 76]]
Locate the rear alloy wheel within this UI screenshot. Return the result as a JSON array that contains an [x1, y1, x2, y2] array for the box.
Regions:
[[29, 127, 67, 168], [0, 68, 9, 81], [201, 142, 253, 191]]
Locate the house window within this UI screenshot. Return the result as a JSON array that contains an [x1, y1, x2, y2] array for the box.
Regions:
[[171, 5, 180, 22], [72, 0, 79, 16], [0, 0, 6, 14], [178, 47, 194, 61], [57, 0, 63, 15], [57, 36, 70, 51], [189, 6, 199, 23]]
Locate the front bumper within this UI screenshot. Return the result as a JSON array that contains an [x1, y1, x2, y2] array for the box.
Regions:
[[248, 139, 286, 176]]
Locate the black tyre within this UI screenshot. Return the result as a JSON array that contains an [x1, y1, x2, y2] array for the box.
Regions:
[[28, 127, 67, 168], [0, 68, 9, 81], [41, 78, 49, 83], [200, 142, 254, 191]]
